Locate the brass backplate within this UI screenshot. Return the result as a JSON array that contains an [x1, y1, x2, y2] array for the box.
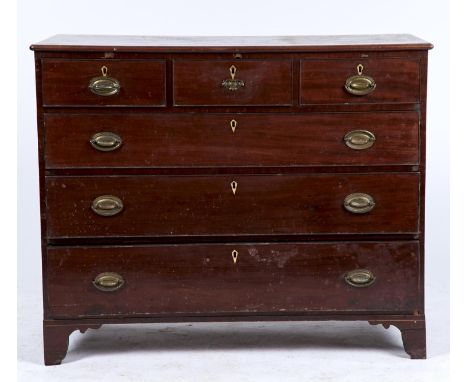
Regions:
[[93, 272, 125, 292], [344, 130, 376, 150], [344, 269, 376, 288], [90, 132, 123, 152], [343, 193, 375, 214], [344, 74, 376, 96], [91, 195, 124, 217], [89, 76, 120, 96]]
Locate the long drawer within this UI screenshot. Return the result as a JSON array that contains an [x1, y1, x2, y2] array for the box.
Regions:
[[46, 173, 419, 238], [47, 242, 420, 318], [44, 112, 420, 169]]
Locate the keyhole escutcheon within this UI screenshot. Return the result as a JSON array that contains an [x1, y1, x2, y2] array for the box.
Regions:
[[230, 119, 237, 133], [232, 249, 239, 264], [231, 181, 238, 195]]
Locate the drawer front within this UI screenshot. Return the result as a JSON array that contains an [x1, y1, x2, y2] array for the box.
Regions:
[[47, 242, 420, 318], [44, 112, 419, 169], [42, 59, 166, 106], [300, 58, 420, 105], [173, 60, 293, 106], [46, 174, 419, 238]]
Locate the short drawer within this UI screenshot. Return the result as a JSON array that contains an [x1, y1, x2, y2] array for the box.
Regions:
[[44, 112, 419, 169], [41, 59, 166, 107], [173, 60, 293, 106], [300, 58, 420, 105], [46, 173, 419, 238], [47, 242, 420, 318]]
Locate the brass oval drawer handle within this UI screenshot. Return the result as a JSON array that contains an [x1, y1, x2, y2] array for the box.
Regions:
[[344, 130, 376, 150], [90, 132, 123, 152], [89, 66, 120, 96], [93, 272, 125, 292], [345, 269, 376, 288], [344, 64, 376, 96], [91, 195, 123, 217], [344, 193, 375, 214], [222, 65, 245, 91]]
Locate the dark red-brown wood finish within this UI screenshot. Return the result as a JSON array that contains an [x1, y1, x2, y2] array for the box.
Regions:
[[44, 112, 420, 168], [47, 242, 420, 318], [300, 58, 420, 104], [173, 60, 293, 106], [46, 174, 420, 238], [31, 34, 432, 365], [42, 59, 167, 107]]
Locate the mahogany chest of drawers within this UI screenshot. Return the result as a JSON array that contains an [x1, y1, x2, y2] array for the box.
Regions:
[[31, 34, 432, 365]]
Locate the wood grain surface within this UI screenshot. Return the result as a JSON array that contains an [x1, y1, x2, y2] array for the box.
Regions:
[[300, 58, 420, 104], [44, 112, 420, 168], [173, 60, 293, 106], [47, 241, 420, 318], [46, 173, 420, 238], [42, 59, 166, 106]]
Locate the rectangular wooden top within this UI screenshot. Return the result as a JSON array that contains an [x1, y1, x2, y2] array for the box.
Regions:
[[31, 34, 433, 53]]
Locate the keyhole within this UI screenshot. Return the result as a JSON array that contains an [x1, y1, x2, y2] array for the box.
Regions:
[[231, 181, 237, 195], [357, 64, 364, 75], [232, 250, 238, 264], [229, 65, 237, 79], [230, 119, 237, 133], [101, 66, 108, 76]]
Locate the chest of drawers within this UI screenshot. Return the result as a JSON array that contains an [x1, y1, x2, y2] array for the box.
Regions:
[[31, 34, 432, 365]]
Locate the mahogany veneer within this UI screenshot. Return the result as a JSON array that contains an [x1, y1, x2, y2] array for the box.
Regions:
[[300, 58, 420, 104], [42, 59, 166, 107], [31, 34, 432, 365], [47, 242, 420, 318], [46, 174, 420, 238], [44, 112, 420, 168], [173, 60, 293, 106]]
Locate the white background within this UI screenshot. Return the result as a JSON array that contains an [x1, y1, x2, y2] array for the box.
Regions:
[[17, 0, 449, 381]]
